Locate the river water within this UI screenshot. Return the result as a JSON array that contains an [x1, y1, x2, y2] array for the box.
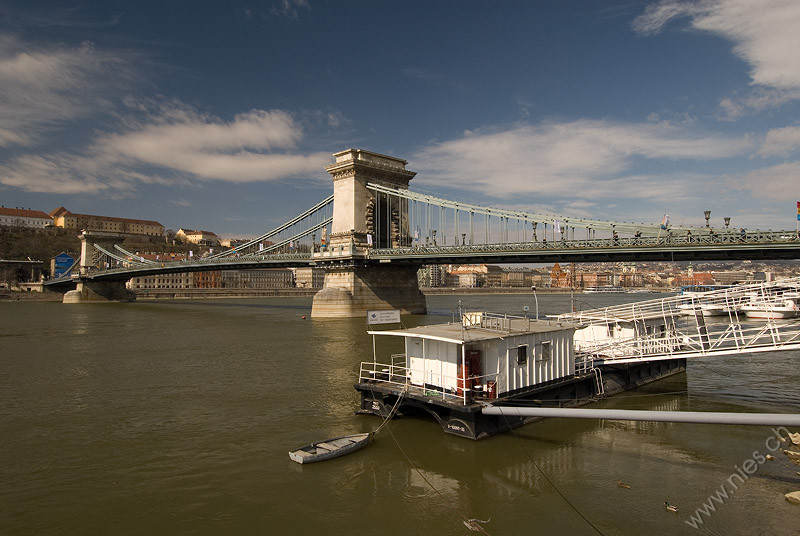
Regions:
[[1, 294, 799, 535]]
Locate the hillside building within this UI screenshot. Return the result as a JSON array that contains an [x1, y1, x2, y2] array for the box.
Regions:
[[0, 207, 53, 229], [49, 207, 163, 237], [176, 229, 220, 246]]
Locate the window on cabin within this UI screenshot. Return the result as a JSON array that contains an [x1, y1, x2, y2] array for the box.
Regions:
[[516, 345, 528, 365], [540, 341, 552, 361]]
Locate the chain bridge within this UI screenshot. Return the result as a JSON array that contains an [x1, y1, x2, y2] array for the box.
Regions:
[[46, 148, 800, 316]]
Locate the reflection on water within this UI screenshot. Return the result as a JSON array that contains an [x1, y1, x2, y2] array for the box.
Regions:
[[1, 297, 799, 536]]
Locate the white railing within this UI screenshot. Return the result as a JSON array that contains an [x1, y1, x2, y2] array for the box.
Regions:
[[359, 361, 500, 405], [564, 278, 800, 365]]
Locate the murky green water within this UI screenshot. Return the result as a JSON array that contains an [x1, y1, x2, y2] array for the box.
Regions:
[[1, 294, 799, 535]]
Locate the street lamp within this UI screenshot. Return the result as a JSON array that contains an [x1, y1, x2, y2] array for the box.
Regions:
[[312, 233, 316, 253], [531, 285, 539, 320], [724, 217, 731, 229], [704, 210, 711, 228]]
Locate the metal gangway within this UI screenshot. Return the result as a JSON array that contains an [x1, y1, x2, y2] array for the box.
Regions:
[[558, 277, 800, 366]]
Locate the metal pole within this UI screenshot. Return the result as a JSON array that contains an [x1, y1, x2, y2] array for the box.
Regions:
[[455, 207, 459, 246], [469, 210, 474, 245], [481, 406, 800, 426]]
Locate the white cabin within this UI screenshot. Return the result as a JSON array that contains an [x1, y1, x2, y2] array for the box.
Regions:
[[570, 314, 679, 358], [366, 313, 578, 401]]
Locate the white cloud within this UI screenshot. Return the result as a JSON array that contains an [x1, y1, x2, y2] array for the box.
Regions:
[[413, 120, 752, 199], [271, 0, 310, 19], [635, 0, 800, 112], [0, 101, 332, 193], [0, 36, 134, 147], [730, 161, 800, 202], [759, 125, 800, 157]]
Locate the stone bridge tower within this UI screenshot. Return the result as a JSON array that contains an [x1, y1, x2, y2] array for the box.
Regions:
[[63, 230, 136, 303], [311, 149, 426, 318]]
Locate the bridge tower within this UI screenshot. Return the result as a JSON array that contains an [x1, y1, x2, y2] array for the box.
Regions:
[[311, 149, 426, 318], [63, 230, 136, 303]]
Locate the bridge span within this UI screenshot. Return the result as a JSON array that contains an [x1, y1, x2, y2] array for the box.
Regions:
[[48, 148, 800, 315]]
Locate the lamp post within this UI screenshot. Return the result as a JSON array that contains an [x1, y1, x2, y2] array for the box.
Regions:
[[312, 233, 316, 253], [531, 285, 539, 320], [704, 210, 711, 228], [724, 217, 731, 229]]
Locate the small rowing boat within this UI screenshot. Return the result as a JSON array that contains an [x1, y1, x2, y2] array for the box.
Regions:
[[289, 432, 373, 464]]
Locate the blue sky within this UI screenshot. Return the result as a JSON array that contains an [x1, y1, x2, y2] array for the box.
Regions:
[[2, 0, 800, 237]]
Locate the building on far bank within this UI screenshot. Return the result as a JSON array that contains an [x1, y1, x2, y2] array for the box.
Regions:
[[418, 265, 446, 288], [0, 207, 53, 229], [220, 269, 293, 288], [292, 267, 324, 288], [445, 264, 502, 287], [129, 268, 299, 291], [500, 267, 534, 287], [50, 207, 164, 237], [712, 270, 752, 284]]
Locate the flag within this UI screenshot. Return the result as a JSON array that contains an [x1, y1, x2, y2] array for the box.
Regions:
[[259, 243, 264, 251], [661, 214, 670, 230], [797, 201, 800, 221], [554, 220, 561, 234], [367, 234, 373, 246]]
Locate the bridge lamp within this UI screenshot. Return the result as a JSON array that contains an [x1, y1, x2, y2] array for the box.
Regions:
[[724, 217, 731, 229], [462, 233, 466, 246], [312, 233, 316, 252], [704, 210, 711, 227], [531, 285, 539, 320]]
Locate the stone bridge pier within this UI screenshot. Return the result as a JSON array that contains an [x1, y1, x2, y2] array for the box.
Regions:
[[311, 149, 426, 318], [63, 230, 136, 303]]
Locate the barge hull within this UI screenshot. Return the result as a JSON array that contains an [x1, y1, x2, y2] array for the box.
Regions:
[[356, 359, 686, 440]]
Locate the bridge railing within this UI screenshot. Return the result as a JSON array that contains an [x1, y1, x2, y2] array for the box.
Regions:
[[368, 229, 799, 256], [83, 252, 313, 276]]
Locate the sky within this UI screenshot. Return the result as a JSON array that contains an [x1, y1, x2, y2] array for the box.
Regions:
[[1, 0, 800, 237]]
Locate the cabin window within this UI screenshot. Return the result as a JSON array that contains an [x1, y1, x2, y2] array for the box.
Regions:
[[516, 345, 528, 365], [539, 341, 552, 362]]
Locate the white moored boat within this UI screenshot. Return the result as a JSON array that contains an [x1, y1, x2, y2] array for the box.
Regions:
[[740, 293, 800, 320]]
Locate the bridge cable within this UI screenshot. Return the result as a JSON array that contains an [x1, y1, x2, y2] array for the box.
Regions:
[[209, 195, 333, 259], [365, 183, 713, 236]]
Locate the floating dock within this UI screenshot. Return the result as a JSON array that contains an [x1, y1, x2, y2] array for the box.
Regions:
[[356, 278, 800, 439]]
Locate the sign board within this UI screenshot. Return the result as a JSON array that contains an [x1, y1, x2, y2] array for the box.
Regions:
[[366, 309, 401, 325], [53, 253, 74, 278]]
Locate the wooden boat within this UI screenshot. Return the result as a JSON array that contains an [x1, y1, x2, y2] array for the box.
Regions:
[[289, 432, 373, 464]]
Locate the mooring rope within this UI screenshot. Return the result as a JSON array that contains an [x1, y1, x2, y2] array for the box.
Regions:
[[367, 385, 492, 534], [499, 412, 607, 536], [372, 386, 407, 434], [382, 420, 493, 535]]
